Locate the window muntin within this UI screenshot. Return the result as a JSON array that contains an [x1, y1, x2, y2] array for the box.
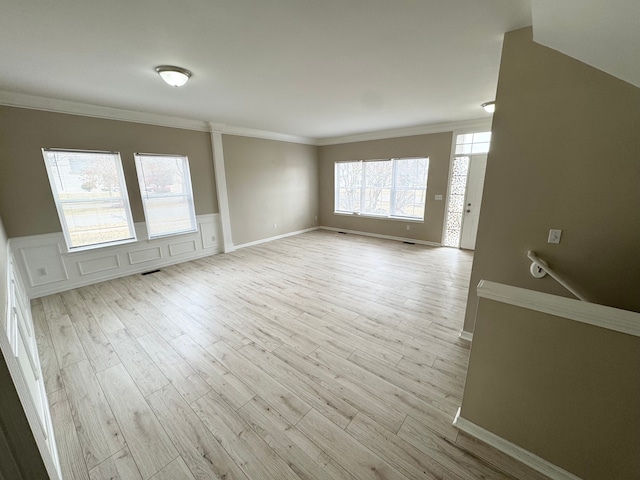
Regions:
[[335, 157, 429, 220], [455, 131, 491, 155], [134, 153, 197, 239], [41, 149, 136, 251]]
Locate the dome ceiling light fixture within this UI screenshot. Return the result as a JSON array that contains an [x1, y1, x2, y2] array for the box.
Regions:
[[481, 101, 496, 113], [155, 65, 192, 87]]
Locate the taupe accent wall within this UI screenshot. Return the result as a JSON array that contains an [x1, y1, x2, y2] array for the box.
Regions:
[[462, 299, 640, 479], [318, 133, 452, 244], [222, 135, 319, 246], [0, 106, 218, 238], [463, 27, 640, 332]]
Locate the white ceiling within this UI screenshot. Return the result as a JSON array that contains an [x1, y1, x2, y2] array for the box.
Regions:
[[0, 0, 532, 140], [532, 0, 640, 89]]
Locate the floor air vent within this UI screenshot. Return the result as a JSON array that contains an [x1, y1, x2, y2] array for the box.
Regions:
[[141, 269, 161, 276]]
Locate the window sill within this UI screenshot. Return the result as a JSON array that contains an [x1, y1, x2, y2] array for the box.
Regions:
[[65, 237, 138, 254], [333, 212, 424, 223], [146, 228, 199, 241]]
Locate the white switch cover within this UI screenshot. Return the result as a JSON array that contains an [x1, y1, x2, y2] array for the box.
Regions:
[[435, 195, 443, 200], [548, 229, 562, 244]]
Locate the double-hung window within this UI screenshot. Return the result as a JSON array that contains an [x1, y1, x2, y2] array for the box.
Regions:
[[42, 149, 136, 252], [335, 157, 429, 220], [134, 153, 197, 239]]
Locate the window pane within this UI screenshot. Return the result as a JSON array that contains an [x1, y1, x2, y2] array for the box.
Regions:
[[135, 154, 197, 238], [62, 199, 132, 248], [362, 161, 392, 215], [335, 162, 363, 213], [392, 158, 429, 219], [455, 131, 491, 155], [42, 149, 135, 250]]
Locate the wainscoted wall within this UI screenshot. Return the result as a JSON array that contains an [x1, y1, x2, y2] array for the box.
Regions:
[[11, 214, 222, 298]]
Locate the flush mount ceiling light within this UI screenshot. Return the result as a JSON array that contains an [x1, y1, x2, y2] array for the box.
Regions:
[[481, 101, 496, 113], [155, 65, 192, 87]]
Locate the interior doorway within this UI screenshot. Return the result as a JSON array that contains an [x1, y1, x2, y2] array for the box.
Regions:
[[443, 132, 491, 249]]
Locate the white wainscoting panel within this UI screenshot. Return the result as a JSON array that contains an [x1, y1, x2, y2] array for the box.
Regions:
[[78, 254, 120, 276], [200, 220, 219, 250], [128, 246, 163, 265], [169, 240, 197, 257], [10, 214, 222, 298], [19, 241, 68, 287]]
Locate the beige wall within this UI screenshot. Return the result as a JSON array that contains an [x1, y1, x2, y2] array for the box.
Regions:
[[462, 299, 640, 479], [222, 135, 319, 246], [0, 106, 218, 238], [463, 27, 640, 332], [318, 133, 452, 244]]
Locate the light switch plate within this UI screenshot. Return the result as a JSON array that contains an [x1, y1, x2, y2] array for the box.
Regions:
[[548, 229, 562, 244]]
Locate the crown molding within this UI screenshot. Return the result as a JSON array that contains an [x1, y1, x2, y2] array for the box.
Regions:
[[316, 117, 492, 146], [0, 90, 492, 147], [0, 90, 212, 132], [210, 122, 316, 145]]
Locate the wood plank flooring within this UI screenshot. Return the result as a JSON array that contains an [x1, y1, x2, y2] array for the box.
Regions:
[[35, 230, 549, 480]]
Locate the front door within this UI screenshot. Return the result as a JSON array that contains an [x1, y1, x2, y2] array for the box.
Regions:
[[459, 154, 487, 250]]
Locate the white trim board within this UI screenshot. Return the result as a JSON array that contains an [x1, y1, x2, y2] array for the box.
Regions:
[[233, 227, 320, 251], [458, 330, 473, 342], [477, 280, 640, 338], [453, 409, 582, 480], [319, 226, 441, 247]]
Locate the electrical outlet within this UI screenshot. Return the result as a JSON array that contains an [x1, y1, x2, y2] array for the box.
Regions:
[[273, 223, 277, 230], [435, 194, 443, 200], [315, 216, 318, 221], [406, 225, 410, 231], [548, 229, 562, 244], [37, 267, 47, 277]]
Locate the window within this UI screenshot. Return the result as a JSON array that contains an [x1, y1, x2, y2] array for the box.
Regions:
[[335, 157, 429, 220], [134, 153, 197, 239], [455, 131, 491, 155], [42, 149, 136, 251]]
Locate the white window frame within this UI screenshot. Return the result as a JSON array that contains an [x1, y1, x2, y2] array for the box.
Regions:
[[134, 152, 198, 240], [334, 157, 429, 221], [41, 148, 137, 253]]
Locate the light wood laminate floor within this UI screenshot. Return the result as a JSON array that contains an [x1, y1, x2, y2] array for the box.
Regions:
[[34, 231, 548, 480]]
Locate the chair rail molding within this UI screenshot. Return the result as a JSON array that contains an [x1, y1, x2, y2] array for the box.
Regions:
[[477, 280, 640, 338]]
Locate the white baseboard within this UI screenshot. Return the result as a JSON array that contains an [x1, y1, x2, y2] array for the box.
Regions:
[[453, 408, 582, 480], [319, 226, 441, 247], [10, 214, 223, 298], [233, 227, 320, 250], [459, 330, 473, 342]]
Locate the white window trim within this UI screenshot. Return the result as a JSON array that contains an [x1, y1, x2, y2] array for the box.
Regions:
[[41, 148, 137, 253], [334, 157, 429, 221], [134, 152, 198, 240]]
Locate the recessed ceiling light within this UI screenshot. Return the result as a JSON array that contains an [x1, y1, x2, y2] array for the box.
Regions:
[[481, 101, 495, 113], [155, 65, 192, 87]]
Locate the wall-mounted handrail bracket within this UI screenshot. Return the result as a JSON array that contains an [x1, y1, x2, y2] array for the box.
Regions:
[[527, 251, 587, 302]]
